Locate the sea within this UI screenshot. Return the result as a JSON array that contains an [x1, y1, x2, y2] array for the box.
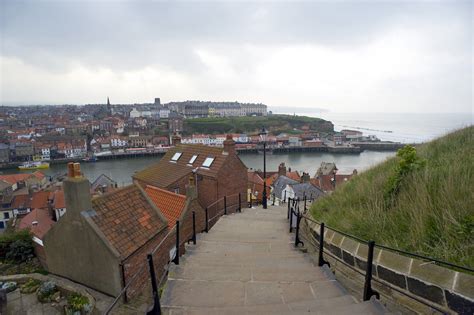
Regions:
[[5, 111, 472, 185]]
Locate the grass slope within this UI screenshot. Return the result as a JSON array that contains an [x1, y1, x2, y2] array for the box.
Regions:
[[311, 126, 474, 267], [183, 114, 334, 135]]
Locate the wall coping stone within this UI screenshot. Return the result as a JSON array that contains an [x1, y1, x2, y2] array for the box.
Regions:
[[305, 219, 474, 314]]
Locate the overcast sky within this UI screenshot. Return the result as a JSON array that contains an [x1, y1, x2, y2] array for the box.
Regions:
[[0, 0, 472, 113]]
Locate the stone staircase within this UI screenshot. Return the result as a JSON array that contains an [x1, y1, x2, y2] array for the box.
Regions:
[[161, 205, 388, 314]]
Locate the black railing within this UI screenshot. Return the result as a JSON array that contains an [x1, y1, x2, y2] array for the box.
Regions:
[[290, 212, 473, 313], [104, 192, 247, 315]]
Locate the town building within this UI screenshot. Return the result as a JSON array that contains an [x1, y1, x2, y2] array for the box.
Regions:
[[43, 163, 205, 298], [133, 135, 247, 208]]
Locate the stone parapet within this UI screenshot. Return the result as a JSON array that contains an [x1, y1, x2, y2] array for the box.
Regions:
[[301, 218, 474, 315]]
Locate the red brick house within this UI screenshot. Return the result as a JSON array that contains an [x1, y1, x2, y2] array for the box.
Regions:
[[133, 134, 247, 208]]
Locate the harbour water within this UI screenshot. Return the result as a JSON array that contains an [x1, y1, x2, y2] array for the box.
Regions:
[[5, 150, 394, 186]]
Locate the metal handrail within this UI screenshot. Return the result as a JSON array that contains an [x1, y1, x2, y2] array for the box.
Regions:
[[317, 240, 447, 314], [150, 225, 177, 255], [104, 192, 247, 314], [300, 214, 474, 273], [104, 262, 147, 314]]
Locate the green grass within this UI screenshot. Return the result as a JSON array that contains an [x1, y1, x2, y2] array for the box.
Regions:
[[183, 114, 333, 135], [311, 126, 474, 267]]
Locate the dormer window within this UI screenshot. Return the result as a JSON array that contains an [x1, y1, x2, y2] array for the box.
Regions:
[[202, 157, 215, 168], [188, 155, 198, 164], [171, 152, 182, 162]]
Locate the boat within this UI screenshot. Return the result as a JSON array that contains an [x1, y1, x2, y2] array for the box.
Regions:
[[82, 156, 97, 163], [18, 161, 50, 170]]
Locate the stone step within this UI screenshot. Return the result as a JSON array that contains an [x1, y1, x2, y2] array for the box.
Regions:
[[161, 278, 349, 309], [289, 298, 386, 314], [163, 295, 358, 315], [160, 205, 389, 314]]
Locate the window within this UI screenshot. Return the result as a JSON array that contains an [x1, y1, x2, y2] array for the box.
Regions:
[[171, 152, 182, 161], [3, 212, 9, 219], [188, 155, 198, 164], [0, 222, 4, 229], [202, 157, 215, 168], [174, 187, 180, 194]]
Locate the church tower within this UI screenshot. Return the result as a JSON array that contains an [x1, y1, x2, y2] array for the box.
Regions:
[[106, 97, 112, 115]]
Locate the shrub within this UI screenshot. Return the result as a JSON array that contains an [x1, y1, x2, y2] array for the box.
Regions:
[[383, 145, 426, 208], [20, 278, 41, 294], [37, 281, 58, 303], [5, 239, 35, 263], [66, 293, 91, 313], [0, 230, 34, 262]]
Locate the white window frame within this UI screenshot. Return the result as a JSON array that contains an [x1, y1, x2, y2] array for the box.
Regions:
[[171, 152, 182, 162], [188, 155, 198, 164], [202, 157, 215, 168]]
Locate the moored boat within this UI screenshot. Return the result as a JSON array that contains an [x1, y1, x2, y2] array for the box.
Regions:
[[18, 161, 50, 170]]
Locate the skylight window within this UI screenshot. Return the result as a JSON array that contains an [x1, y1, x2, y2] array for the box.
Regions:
[[202, 157, 215, 168], [171, 152, 182, 161], [188, 155, 198, 164]]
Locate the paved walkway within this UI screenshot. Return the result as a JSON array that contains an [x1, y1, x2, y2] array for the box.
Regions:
[[161, 205, 387, 314]]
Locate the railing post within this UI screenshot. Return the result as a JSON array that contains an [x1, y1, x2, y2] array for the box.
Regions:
[[205, 208, 209, 233], [238, 193, 242, 212], [173, 221, 180, 265], [284, 190, 287, 203], [120, 263, 128, 303], [363, 241, 380, 301], [287, 197, 291, 220], [224, 195, 227, 215], [318, 223, 330, 267], [294, 210, 304, 247], [272, 193, 275, 206], [192, 211, 196, 245], [146, 254, 161, 315], [304, 195, 307, 211], [289, 205, 294, 233]]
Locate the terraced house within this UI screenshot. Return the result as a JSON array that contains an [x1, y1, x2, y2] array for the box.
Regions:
[[43, 163, 205, 298], [133, 134, 247, 208]]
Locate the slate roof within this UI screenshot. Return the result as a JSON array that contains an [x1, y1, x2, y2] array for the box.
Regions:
[[316, 162, 338, 176], [289, 182, 325, 200], [133, 144, 231, 188], [0, 180, 11, 191], [272, 175, 299, 198], [90, 184, 167, 259], [144, 185, 186, 228], [91, 174, 117, 192]]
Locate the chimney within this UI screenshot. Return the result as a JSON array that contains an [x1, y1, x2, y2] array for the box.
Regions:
[[186, 174, 198, 200], [301, 172, 310, 183], [288, 167, 292, 173], [172, 133, 181, 146], [278, 163, 287, 176], [353, 169, 358, 176], [223, 134, 236, 155], [63, 163, 92, 219]]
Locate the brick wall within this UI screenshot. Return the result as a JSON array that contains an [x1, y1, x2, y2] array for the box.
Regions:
[[122, 198, 209, 300], [217, 154, 247, 201], [301, 219, 474, 315], [120, 194, 246, 302]]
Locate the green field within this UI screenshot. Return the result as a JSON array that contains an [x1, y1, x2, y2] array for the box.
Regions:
[[183, 115, 334, 135], [311, 126, 474, 267]]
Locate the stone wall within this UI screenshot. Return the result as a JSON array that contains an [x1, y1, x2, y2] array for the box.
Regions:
[[300, 218, 474, 315]]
